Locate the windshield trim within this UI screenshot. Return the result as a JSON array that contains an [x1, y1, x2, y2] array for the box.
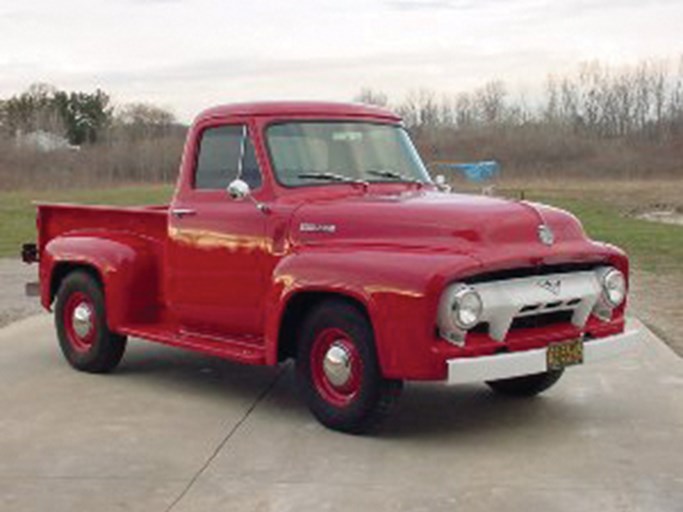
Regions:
[[263, 119, 430, 189]]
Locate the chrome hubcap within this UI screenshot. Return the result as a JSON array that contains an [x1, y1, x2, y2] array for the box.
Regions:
[[322, 342, 352, 387], [72, 303, 93, 338]]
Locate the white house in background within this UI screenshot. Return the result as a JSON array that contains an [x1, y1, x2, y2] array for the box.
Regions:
[[15, 130, 79, 152]]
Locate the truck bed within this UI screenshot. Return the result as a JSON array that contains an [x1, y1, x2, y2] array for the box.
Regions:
[[34, 203, 169, 326], [37, 203, 169, 252]]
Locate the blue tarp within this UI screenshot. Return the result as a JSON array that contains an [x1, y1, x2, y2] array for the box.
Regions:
[[433, 161, 500, 182]]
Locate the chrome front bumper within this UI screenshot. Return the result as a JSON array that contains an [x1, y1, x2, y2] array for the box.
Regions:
[[446, 329, 640, 385]]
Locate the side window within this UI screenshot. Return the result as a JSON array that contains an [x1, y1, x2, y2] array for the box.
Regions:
[[195, 126, 243, 189], [194, 125, 263, 190]]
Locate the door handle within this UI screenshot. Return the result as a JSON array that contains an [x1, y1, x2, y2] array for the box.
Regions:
[[170, 208, 197, 219]]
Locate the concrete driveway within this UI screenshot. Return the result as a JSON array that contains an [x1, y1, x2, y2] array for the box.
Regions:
[[0, 315, 681, 512]]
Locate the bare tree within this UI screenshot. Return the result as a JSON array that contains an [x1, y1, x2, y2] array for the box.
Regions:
[[474, 80, 507, 124], [354, 88, 389, 107], [397, 89, 440, 130], [453, 92, 475, 128]]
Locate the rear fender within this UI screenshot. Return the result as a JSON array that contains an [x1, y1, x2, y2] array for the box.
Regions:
[[42, 232, 163, 330]]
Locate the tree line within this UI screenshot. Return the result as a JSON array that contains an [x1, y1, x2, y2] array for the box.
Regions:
[[0, 83, 179, 145], [0, 84, 185, 189], [1, 55, 680, 190], [356, 57, 683, 143]]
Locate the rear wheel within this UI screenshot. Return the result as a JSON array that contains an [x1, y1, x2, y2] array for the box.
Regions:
[[55, 271, 127, 373], [486, 369, 564, 397], [296, 300, 402, 434]]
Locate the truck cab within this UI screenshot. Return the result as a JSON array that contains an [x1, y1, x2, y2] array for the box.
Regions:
[[26, 102, 639, 434]]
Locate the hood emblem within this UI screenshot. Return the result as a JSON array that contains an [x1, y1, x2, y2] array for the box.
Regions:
[[538, 224, 555, 246], [300, 222, 336, 234], [538, 279, 561, 295]]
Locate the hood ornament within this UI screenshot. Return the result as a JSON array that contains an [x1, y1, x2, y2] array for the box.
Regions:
[[538, 224, 555, 246]]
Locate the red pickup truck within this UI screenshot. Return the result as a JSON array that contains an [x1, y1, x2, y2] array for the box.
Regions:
[[23, 102, 639, 433]]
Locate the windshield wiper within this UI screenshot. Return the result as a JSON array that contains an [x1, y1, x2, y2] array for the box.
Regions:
[[366, 169, 424, 185], [298, 172, 368, 186]]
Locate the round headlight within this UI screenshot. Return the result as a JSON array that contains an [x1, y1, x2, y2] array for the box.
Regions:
[[451, 286, 483, 329], [602, 268, 626, 307]]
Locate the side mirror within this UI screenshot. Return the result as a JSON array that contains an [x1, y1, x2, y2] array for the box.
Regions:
[[435, 174, 452, 193], [227, 179, 250, 200]]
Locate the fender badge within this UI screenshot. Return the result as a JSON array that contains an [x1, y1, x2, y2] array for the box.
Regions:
[[538, 224, 555, 246], [299, 222, 336, 234], [538, 279, 561, 295]]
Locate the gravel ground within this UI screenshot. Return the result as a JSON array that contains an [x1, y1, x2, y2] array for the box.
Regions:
[[0, 258, 680, 357], [0, 259, 44, 329]]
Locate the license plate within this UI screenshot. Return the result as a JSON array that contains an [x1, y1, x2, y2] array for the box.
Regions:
[[547, 339, 584, 370]]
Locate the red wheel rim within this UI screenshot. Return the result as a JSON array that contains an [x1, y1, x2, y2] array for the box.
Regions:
[[62, 291, 96, 353], [310, 327, 363, 407]]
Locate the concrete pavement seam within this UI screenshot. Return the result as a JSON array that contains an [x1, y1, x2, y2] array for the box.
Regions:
[[164, 368, 285, 512]]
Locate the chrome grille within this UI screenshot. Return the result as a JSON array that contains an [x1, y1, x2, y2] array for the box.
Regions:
[[438, 268, 611, 344]]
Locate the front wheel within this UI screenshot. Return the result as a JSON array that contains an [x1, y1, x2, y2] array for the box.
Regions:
[[486, 369, 564, 397], [55, 271, 127, 373], [296, 300, 402, 434]]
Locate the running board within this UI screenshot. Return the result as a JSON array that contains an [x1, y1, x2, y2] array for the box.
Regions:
[[118, 324, 266, 365]]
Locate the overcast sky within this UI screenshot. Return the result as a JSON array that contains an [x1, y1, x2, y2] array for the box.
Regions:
[[1, 0, 681, 122]]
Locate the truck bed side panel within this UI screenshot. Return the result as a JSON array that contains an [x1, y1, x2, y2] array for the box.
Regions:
[[38, 204, 168, 329]]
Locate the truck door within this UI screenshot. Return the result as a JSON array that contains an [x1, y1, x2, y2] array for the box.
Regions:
[[167, 122, 267, 338]]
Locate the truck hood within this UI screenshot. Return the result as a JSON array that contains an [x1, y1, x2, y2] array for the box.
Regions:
[[289, 189, 601, 269]]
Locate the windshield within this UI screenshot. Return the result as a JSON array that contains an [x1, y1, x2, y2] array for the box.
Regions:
[[266, 122, 432, 187]]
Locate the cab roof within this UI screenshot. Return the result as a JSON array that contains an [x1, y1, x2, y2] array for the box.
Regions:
[[195, 101, 401, 123]]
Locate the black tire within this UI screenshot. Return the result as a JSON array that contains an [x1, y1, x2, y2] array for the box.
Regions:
[[296, 299, 402, 434], [54, 270, 127, 373], [486, 369, 564, 397]]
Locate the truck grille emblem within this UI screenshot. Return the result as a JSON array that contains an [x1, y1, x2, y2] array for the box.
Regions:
[[538, 224, 555, 246], [538, 279, 561, 295]]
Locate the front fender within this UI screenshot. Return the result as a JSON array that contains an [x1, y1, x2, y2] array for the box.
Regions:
[[265, 248, 481, 378], [41, 232, 163, 330]]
